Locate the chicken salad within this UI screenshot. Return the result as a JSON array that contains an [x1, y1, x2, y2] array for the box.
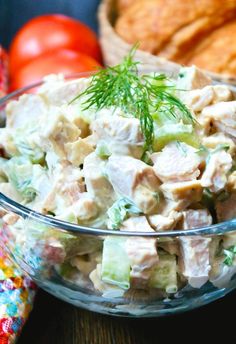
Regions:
[[1, 53, 236, 297]]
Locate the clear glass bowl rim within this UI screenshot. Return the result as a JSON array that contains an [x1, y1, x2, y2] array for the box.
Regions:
[[0, 72, 236, 238]]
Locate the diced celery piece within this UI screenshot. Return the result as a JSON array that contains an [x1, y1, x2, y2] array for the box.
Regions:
[[149, 253, 177, 293], [95, 142, 111, 159], [153, 123, 199, 151], [6, 157, 37, 202], [101, 237, 130, 289], [153, 110, 178, 127], [14, 135, 44, 164], [5, 157, 49, 203], [11, 123, 45, 163]]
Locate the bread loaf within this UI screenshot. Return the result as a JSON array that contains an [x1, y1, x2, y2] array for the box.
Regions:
[[115, 0, 236, 75]]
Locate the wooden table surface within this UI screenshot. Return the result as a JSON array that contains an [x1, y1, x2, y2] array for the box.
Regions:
[[18, 288, 236, 344]]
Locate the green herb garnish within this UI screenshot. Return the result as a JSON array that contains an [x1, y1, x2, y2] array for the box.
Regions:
[[144, 74, 195, 125], [107, 197, 142, 230], [71, 47, 195, 153], [223, 246, 236, 266]]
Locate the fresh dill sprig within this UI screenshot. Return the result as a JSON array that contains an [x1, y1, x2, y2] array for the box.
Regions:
[[71, 47, 195, 152], [144, 74, 195, 125], [223, 246, 236, 266], [76, 47, 139, 112]]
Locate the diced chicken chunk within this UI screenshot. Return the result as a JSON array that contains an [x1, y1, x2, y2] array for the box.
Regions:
[[61, 104, 90, 138], [91, 115, 144, 145], [0, 183, 22, 203], [227, 171, 236, 192], [159, 239, 180, 256], [179, 209, 213, 288], [38, 76, 91, 105], [182, 85, 232, 113], [201, 150, 232, 193], [120, 216, 158, 288], [209, 239, 232, 287], [148, 211, 182, 231], [0, 129, 19, 157], [121, 216, 154, 232], [177, 66, 211, 91], [105, 141, 143, 159], [59, 193, 98, 222], [6, 94, 48, 128], [72, 195, 98, 220], [213, 85, 232, 103], [160, 199, 191, 215], [210, 263, 236, 289], [222, 233, 236, 249], [180, 236, 211, 288], [83, 152, 115, 208], [183, 86, 214, 113], [151, 142, 201, 183], [65, 138, 94, 167], [195, 113, 213, 136], [181, 209, 212, 229], [42, 164, 85, 214], [83, 135, 98, 148], [106, 156, 160, 214], [160, 180, 203, 204], [202, 101, 236, 138], [125, 237, 158, 288], [216, 193, 236, 222], [41, 112, 81, 157], [71, 252, 99, 277]]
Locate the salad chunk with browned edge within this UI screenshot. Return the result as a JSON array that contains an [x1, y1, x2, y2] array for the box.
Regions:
[[1, 50, 236, 297]]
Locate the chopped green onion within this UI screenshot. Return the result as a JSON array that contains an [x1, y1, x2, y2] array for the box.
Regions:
[[107, 197, 142, 230]]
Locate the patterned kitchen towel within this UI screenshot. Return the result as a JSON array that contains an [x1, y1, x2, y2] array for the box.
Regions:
[[0, 251, 37, 344], [0, 46, 37, 344]]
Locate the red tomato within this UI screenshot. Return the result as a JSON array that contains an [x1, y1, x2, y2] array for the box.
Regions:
[[9, 14, 102, 76], [0, 46, 8, 95], [10, 49, 101, 91]]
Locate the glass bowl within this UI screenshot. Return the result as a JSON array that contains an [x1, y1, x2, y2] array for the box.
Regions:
[[1, 76, 236, 318]]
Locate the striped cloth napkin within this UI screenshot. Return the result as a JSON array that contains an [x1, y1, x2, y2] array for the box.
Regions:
[[0, 46, 37, 344]]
